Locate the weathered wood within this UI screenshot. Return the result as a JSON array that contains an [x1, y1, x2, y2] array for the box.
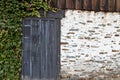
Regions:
[[22, 19, 31, 80], [38, 20, 42, 79], [23, 27, 30, 37], [22, 62, 30, 80], [49, 20, 53, 78], [116, 0, 120, 11], [92, 0, 100, 11], [52, 0, 120, 12], [57, 0, 66, 9], [100, 0, 108, 11], [108, 0, 115, 11], [22, 15, 61, 80], [66, 0, 75, 9], [76, 0, 83, 9], [22, 39, 30, 63], [83, 0, 87, 9], [83, 0, 92, 10], [31, 20, 40, 79], [56, 19, 61, 80]]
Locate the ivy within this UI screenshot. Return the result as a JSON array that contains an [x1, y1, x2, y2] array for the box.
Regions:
[[0, 0, 54, 79]]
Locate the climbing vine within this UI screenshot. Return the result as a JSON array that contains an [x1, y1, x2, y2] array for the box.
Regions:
[[0, 0, 55, 79]]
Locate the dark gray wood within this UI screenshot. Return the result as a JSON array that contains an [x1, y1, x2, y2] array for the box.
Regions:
[[22, 19, 31, 80], [31, 19, 40, 79], [22, 12, 61, 80], [56, 19, 61, 80]]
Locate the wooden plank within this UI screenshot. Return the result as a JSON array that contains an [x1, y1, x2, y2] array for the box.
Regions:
[[92, 0, 100, 11], [100, 0, 108, 11], [76, 0, 83, 9], [22, 15, 61, 80], [31, 20, 40, 79], [31, 20, 39, 65], [53, 20, 57, 79], [47, 20, 51, 79], [41, 20, 46, 78], [83, 0, 92, 10], [49, 20, 53, 78], [22, 39, 31, 80], [45, 20, 49, 78], [49, 20, 54, 78], [40, 19, 49, 79], [22, 62, 30, 80], [57, 0, 66, 9], [66, 0, 75, 9], [51, 20, 56, 78], [22, 19, 31, 26], [83, 0, 88, 9], [22, 19, 31, 80], [32, 62, 40, 79], [38, 19, 42, 79], [22, 39, 30, 62], [23, 27, 30, 37], [108, 0, 115, 11], [116, 0, 120, 12], [56, 19, 61, 80], [22, 19, 31, 38]]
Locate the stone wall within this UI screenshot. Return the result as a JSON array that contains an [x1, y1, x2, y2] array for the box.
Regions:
[[61, 10, 120, 79]]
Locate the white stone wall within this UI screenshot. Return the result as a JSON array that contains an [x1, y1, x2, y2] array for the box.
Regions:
[[61, 10, 120, 79]]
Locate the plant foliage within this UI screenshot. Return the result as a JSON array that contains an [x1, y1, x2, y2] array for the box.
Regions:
[[0, 0, 54, 79]]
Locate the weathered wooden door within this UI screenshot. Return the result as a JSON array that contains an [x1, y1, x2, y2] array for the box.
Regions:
[[22, 14, 61, 80]]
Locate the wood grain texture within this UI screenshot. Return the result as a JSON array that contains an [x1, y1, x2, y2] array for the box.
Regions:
[[92, 0, 100, 11], [22, 17, 61, 80], [57, 0, 66, 9], [53, 0, 120, 12], [83, 0, 92, 10], [116, 0, 120, 11], [108, 0, 115, 11], [22, 19, 31, 80], [76, 0, 83, 9], [100, 0, 108, 11], [66, 0, 75, 9]]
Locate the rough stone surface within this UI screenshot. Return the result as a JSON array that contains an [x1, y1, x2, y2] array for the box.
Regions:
[[61, 10, 120, 79]]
